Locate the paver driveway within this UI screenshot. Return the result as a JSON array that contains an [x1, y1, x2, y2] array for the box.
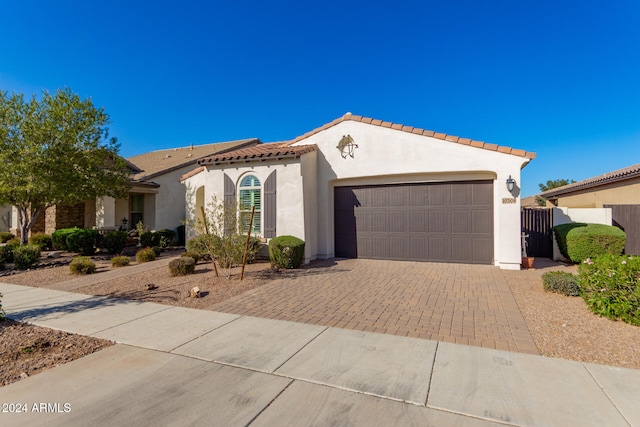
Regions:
[[213, 259, 539, 354]]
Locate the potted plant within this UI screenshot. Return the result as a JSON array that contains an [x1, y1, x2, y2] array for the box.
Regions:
[[521, 233, 534, 269]]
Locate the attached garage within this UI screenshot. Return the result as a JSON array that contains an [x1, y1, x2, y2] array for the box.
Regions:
[[334, 181, 493, 264]]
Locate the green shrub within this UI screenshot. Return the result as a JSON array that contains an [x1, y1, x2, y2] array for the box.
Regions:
[[13, 244, 41, 270], [0, 232, 15, 243], [269, 235, 305, 269], [578, 254, 640, 325], [554, 223, 625, 263], [152, 246, 162, 256], [0, 257, 4, 271], [542, 271, 580, 296], [66, 228, 101, 256], [186, 235, 213, 260], [139, 231, 161, 248], [52, 227, 80, 251], [102, 230, 128, 254], [0, 245, 13, 264], [244, 236, 262, 264], [69, 256, 96, 275], [181, 251, 201, 263], [168, 257, 196, 276], [110, 256, 130, 267], [1, 239, 20, 263], [157, 229, 176, 248], [136, 247, 156, 263], [29, 233, 53, 251]]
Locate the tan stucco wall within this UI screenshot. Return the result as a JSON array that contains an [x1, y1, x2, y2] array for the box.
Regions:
[[552, 177, 640, 208]]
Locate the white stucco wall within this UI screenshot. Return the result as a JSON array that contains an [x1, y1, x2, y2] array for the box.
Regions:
[[183, 159, 311, 259], [291, 120, 531, 269]]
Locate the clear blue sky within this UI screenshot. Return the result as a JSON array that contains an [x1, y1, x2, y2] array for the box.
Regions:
[[2, 0, 639, 196]]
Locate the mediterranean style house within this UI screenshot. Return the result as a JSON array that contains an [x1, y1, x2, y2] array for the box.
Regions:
[[182, 113, 535, 269]]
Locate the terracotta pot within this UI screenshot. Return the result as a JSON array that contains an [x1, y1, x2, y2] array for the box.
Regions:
[[521, 257, 535, 269]]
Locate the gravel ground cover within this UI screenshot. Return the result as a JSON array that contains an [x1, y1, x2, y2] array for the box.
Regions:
[[1, 253, 639, 388]]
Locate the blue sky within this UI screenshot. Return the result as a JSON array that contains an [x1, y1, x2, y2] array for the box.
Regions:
[[1, 0, 639, 196]]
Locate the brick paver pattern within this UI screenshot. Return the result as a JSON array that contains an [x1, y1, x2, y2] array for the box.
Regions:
[[213, 259, 539, 355]]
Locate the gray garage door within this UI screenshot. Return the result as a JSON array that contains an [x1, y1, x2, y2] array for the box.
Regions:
[[334, 181, 493, 264]]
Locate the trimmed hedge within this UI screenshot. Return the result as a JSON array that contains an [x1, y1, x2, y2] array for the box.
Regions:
[[70, 256, 96, 275], [554, 223, 625, 263], [102, 230, 128, 254], [578, 254, 640, 325], [52, 227, 80, 251], [169, 257, 196, 276], [269, 235, 305, 269], [66, 229, 101, 256], [542, 271, 580, 296], [13, 244, 41, 270]]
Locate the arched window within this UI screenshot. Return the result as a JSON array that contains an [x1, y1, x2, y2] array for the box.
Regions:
[[239, 175, 261, 234]]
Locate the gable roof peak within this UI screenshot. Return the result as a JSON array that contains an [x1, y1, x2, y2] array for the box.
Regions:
[[285, 113, 535, 160]]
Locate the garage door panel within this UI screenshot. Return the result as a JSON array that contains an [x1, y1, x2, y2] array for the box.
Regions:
[[471, 210, 492, 235], [451, 210, 470, 233], [334, 181, 493, 264]]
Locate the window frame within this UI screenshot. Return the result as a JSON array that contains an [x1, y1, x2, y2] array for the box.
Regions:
[[238, 174, 261, 235]]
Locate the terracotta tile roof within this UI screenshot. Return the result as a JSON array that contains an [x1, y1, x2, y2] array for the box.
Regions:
[[128, 138, 260, 182], [198, 143, 317, 166], [541, 163, 640, 199], [283, 113, 536, 159]]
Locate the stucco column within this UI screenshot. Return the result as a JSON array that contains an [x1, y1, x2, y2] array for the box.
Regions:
[[95, 196, 116, 229], [495, 171, 523, 270]]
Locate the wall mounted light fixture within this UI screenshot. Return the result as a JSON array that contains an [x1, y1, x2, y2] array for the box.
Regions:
[[506, 175, 516, 192]]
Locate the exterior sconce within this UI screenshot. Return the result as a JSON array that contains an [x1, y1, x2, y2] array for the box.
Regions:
[[506, 175, 516, 193], [121, 217, 128, 227], [337, 135, 358, 158]]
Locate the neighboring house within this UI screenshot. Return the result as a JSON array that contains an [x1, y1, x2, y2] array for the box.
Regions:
[[9, 139, 260, 238], [541, 163, 640, 255], [182, 113, 535, 270]]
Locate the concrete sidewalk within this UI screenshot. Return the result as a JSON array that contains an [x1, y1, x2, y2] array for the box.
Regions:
[[1, 283, 639, 426]]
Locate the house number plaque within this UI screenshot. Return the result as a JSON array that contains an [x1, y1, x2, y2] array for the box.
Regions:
[[502, 197, 516, 204]]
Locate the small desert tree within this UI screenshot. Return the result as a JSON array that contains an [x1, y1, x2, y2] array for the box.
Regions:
[[192, 196, 250, 279], [0, 88, 131, 244]]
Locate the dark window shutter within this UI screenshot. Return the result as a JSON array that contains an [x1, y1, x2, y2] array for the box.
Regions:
[[224, 174, 235, 204], [264, 171, 276, 238], [223, 174, 235, 234]]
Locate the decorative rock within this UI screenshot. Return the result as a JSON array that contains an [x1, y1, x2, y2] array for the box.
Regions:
[[188, 286, 201, 298], [47, 251, 62, 259], [144, 284, 158, 291], [19, 372, 29, 379]]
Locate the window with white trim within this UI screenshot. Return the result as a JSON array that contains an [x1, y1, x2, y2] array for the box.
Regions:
[[238, 175, 261, 234]]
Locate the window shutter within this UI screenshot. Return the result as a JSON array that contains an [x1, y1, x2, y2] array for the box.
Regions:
[[223, 174, 235, 234], [264, 171, 276, 238], [224, 174, 235, 204]]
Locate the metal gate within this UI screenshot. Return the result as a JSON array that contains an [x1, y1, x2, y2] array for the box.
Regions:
[[521, 208, 553, 258]]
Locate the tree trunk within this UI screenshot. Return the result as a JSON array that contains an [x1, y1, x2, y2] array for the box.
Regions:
[[17, 206, 43, 245]]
